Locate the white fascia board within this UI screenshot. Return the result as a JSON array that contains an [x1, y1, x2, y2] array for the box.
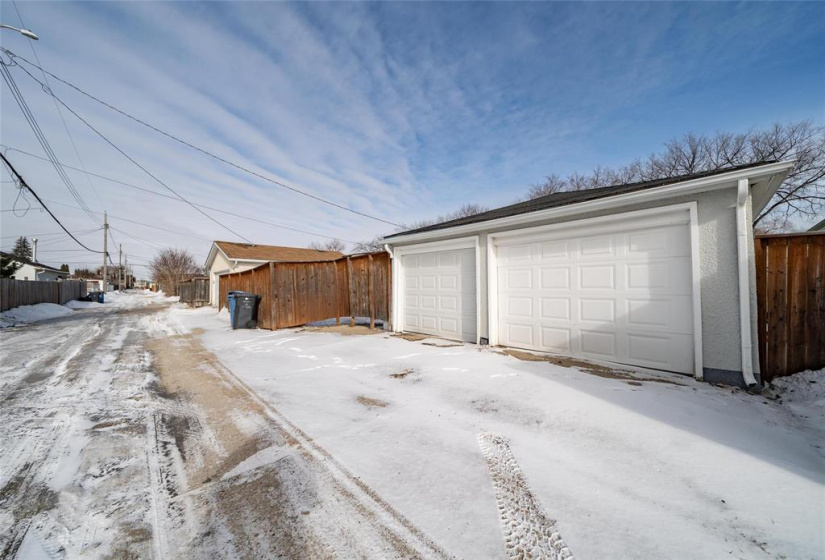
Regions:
[[204, 243, 221, 270], [384, 161, 796, 245], [490, 203, 691, 245], [391, 236, 478, 256]]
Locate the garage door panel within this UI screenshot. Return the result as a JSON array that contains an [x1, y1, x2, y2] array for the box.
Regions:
[[626, 333, 693, 372], [507, 323, 534, 346], [579, 265, 615, 289], [403, 248, 476, 342], [540, 327, 570, 351], [580, 299, 616, 323], [580, 330, 617, 357], [540, 241, 569, 259], [506, 296, 533, 317], [497, 219, 694, 374], [580, 235, 616, 257], [541, 298, 570, 320], [540, 267, 570, 289]]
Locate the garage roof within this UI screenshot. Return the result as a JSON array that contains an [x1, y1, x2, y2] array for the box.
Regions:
[[385, 161, 778, 239], [213, 241, 343, 262]]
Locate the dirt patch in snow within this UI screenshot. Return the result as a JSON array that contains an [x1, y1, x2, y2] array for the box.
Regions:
[[392, 332, 430, 341], [502, 349, 686, 386], [356, 395, 390, 408], [390, 368, 414, 379], [422, 342, 463, 348], [303, 324, 384, 336]]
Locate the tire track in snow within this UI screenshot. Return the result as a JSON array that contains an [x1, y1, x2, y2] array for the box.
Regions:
[[478, 433, 573, 560], [206, 352, 453, 559]]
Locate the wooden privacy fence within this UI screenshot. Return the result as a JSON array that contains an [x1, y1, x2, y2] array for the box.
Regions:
[[178, 277, 210, 307], [755, 232, 824, 382], [0, 279, 87, 312], [218, 252, 391, 330]]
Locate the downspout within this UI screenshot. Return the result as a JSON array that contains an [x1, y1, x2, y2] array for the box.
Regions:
[[384, 244, 395, 331], [736, 178, 757, 388]]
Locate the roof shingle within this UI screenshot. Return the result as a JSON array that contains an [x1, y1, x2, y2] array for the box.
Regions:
[[214, 241, 343, 262], [385, 161, 777, 238]]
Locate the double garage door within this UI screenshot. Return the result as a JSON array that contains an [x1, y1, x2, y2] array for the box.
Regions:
[[400, 212, 696, 374], [496, 217, 695, 374]]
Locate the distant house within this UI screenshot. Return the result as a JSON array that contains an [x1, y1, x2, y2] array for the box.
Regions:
[[809, 218, 825, 232], [1, 251, 66, 281], [204, 241, 343, 307]]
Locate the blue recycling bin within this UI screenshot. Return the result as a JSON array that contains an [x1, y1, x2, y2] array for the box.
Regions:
[[227, 292, 260, 329], [98, 292, 105, 304]]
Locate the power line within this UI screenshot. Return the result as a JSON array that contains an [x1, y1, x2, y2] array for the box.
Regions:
[[0, 57, 100, 225], [38, 197, 215, 241], [5, 60, 254, 244], [11, 0, 105, 211], [0, 229, 99, 239], [0, 152, 104, 254], [1, 47, 401, 227], [2, 145, 359, 243]]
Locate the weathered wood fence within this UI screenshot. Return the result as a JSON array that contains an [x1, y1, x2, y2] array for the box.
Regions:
[[178, 277, 210, 307], [218, 252, 391, 330], [755, 232, 824, 382], [0, 279, 87, 312]]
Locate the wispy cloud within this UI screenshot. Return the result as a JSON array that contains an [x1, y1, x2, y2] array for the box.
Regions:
[[1, 2, 822, 271]]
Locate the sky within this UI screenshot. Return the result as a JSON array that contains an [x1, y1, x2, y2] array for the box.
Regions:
[[1, 1, 823, 276]]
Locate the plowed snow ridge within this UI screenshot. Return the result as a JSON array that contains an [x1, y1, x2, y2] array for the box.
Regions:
[[478, 433, 573, 560]]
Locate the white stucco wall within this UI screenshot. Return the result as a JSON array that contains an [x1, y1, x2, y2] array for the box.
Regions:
[[207, 250, 262, 307], [389, 185, 761, 380]]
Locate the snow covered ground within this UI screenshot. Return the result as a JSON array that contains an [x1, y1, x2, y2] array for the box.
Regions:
[[2, 295, 822, 558], [168, 306, 825, 559], [0, 290, 177, 328], [0, 303, 74, 328]]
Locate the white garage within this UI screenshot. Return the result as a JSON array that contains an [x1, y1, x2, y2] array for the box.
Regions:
[[492, 210, 696, 374], [385, 161, 795, 387], [398, 242, 478, 343]]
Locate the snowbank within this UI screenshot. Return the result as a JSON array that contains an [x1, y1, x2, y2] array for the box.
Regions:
[[0, 303, 74, 328], [769, 368, 825, 434]]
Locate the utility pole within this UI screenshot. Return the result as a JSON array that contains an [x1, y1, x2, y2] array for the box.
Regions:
[[124, 254, 129, 289], [32, 238, 38, 261], [102, 211, 108, 293], [118, 244, 123, 292]]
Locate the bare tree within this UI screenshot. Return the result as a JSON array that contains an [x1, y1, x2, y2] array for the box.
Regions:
[[149, 248, 202, 296], [351, 236, 385, 254], [526, 121, 824, 231], [399, 203, 490, 232], [307, 239, 347, 252]]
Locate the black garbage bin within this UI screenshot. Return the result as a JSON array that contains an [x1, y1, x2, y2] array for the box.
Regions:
[[228, 292, 260, 329]]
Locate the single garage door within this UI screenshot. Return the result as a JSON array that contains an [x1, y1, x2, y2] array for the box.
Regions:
[[402, 248, 477, 342], [496, 215, 695, 374]]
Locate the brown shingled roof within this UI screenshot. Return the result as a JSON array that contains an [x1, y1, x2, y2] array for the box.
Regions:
[[214, 241, 343, 262]]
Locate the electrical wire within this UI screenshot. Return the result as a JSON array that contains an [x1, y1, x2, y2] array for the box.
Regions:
[[0, 152, 105, 253], [1, 47, 401, 227], [2, 145, 359, 243], [6, 60, 256, 244], [11, 0, 105, 211], [0, 58, 100, 225]]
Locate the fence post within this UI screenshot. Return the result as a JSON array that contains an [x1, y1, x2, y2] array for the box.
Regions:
[[368, 254, 375, 329], [346, 257, 355, 327], [269, 262, 278, 330], [334, 262, 341, 326]]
